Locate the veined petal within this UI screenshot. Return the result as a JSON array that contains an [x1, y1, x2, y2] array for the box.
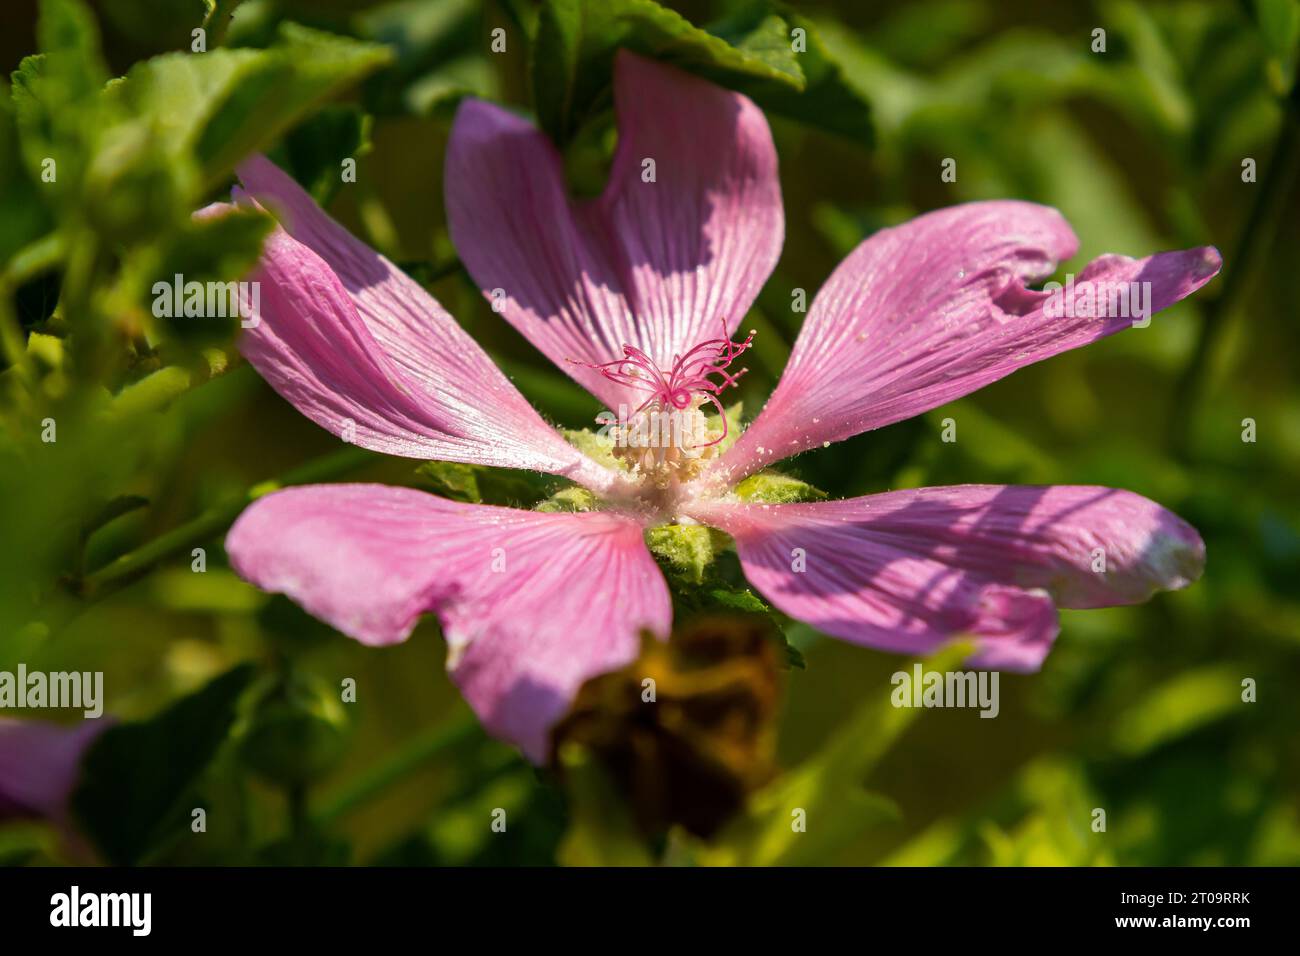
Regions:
[[233, 157, 618, 493], [445, 50, 783, 412], [689, 484, 1205, 671], [226, 484, 671, 761], [0, 718, 107, 823], [711, 201, 1221, 483]]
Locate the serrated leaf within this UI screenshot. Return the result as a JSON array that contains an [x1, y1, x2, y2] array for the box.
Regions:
[[33, 0, 107, 100], [115, 23, 391, 190], [0, 95, 52, 264], [531, 0, 805, 145], [10, 0, 112, 196], [719, 4, 874, 147]]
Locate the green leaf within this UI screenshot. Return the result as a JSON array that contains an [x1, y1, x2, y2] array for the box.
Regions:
[[115, 23, 392, 190], [533, 0, 585, 144], [531, 0, 805, 145], [655, 542, 805, 669], [699, 586, 805, 669], [0, 94, 53, 265], [1112, 665, 1247, 756], [32, 0, 107, 100], [499, 0, 541, 38], [413, 460, 563, 507], [413, 460, 482, 503], [280, 105, 372, 205], [117, 204, 272, 346], [10, 0, 112, 201], [1103, 1, 1194, 133], [98, 1, 215, 56], [8, 55, 52, 169], [357, 0, 490, 115], [238, 671, 350, 786], [109, 366, 194, 417], [866, 0, 989, 68], [528, 1, 871, 149], [403, 55, 494, 116], [154, 206, 272, 286], [69, 663, 256, 865], [723, 6, 874, 146]]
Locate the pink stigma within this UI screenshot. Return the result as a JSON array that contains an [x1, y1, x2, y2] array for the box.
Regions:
[[570, 321, 755, 448]]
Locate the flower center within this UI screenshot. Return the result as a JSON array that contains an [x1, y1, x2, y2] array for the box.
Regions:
[[571, 323, 755, 493]]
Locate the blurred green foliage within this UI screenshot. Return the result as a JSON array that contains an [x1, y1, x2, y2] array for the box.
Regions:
[[1, 0, 1297, 866]]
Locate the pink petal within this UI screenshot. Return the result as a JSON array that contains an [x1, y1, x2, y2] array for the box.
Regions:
[[226, 484, 671, 760], [233, 157, 618, 494], [445, 50, 783, 411], [710, 201, 1221, 482], [689, 484, 1206, 671], [0, 718, 108, 823]]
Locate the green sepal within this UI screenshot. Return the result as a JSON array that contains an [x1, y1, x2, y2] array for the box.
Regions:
[[733, 470, 828, 503], [535, 486, 599, 513], [645, 523, 722, 586]]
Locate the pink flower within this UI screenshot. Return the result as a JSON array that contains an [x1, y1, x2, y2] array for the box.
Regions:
[[224, 52, 1220, 762], [0, 718, 106, 824]]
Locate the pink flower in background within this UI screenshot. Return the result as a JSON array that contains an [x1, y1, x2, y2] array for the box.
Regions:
[[224, 51, 1220, 761], [0, 718, 106, 825]]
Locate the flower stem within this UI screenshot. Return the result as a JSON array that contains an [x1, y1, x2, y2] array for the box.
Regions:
[[79, 444, 376, 597], [314, 714, 481, 824]]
